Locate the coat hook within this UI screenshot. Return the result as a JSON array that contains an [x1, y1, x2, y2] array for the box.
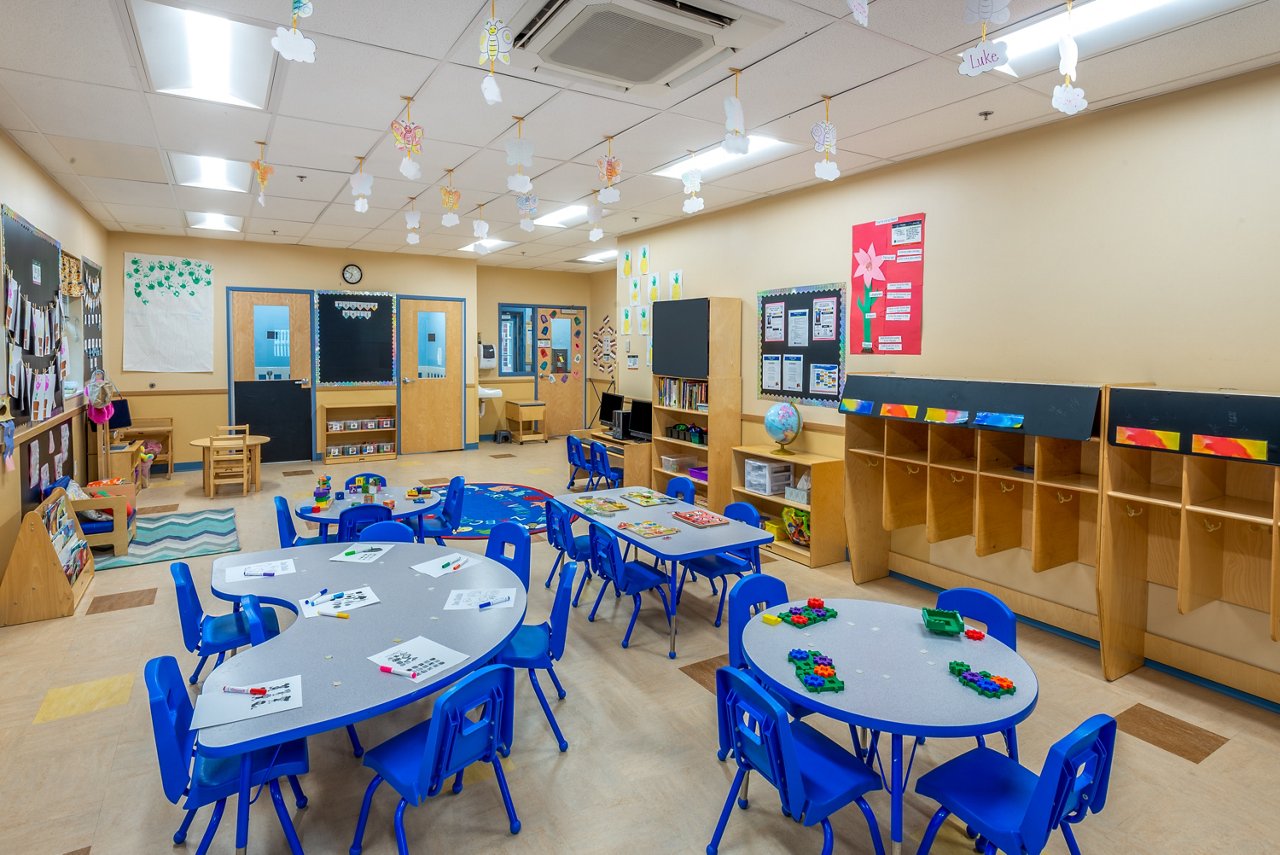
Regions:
[[999, 481, 1015, 493], [865, 457, 880, 468], [1202, 518, 1222, 533], [907, 464, 921, 475], [949, 472, 965, 484], [1057, 490, 1073, 504], [1125, 503, 1143, 517]]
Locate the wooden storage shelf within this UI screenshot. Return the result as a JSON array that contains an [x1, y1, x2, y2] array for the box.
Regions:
[[733, 445, 844, 568], [1185, 457, 1276, 524], [732, 486, 810, 512], [325, 427, 397, 436], [885, 420, 928, 459], [885, 450, 929, 464], [846, 415, 885, 454], [979, 431, 1035, 474], [764, 538, 811, 564], [929, 424, 976, 469], [654, 466, 708, 489], [320, 403, 398, 462], [927, 467, 974, 543], [976, 473, 1029, 556], [1037, 436, 1100, 493], [1107, 484, 1183, 508], [652, 435, 710, 453], [1107, 444, 1182, 507], [1178, 511, 1273, 616], [1039, 472, 1099, 493], [654, 405, 709, 417], [883, 458, 927, 530], [1033, 484, 1098, 571], [982, 465, 1035, 482]]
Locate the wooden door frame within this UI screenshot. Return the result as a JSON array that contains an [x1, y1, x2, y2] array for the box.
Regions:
[[225, 286, 317, 458], [507, 302, 588, 431], [396, 294, 467, 453]]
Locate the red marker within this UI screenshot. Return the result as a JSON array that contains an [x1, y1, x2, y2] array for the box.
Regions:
[[222, 685, 267, 696], [380, 665, 418, 679]]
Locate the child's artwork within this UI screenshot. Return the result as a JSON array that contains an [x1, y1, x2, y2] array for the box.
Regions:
[[443, 587, 518, 610], [620, 249, 632, 277], [638, 306, 650, 335], [1191, 433, 1267, 461], [123, 254, 215, 372], [1115, 426, 1179, 451], [669, 269, 683, 300], [224, 559, 297, 582], [639, 245, 650, 275], [330, 543, 394, 563], [617, 520, 680, 539], [368, 636, 469, 684], [879, 403, 919, 420], [973, 411, 1024, 429], [621, 306, 633, 335], [647, 273, 660, 303], [621, 489, 677, 507], [629, 277, 641, 306], [191, 675, 303, 729], [924, 408, 969, 425]]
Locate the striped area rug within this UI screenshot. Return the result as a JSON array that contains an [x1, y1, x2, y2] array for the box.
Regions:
[[94, 509, 239, 571]]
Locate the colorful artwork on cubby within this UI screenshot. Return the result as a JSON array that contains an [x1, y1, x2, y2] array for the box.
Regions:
[[924, 408, 969, 424], [879, 402, 918, 419], [974, 411, 1024, 429], [839, 397, 874, 416], [1115, 426, 1180, 451], [1191, 433, 1267, 461], [851, 213, 925, 355]]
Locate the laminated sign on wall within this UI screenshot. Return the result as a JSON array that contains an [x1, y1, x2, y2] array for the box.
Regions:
[[123, 254, 214, 372], [851, 213, 925, 355]]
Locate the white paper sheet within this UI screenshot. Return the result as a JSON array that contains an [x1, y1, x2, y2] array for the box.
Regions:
[[329, 544, 394, 563], [782, 354, 804, 392], [761, 354, 781, 391], [297, 585, 380, 618], [191, 675, 302, 730], [225, 559, 297, 582], [763, 302, 784, 342], [443, 587, 518, 610], [123, 253, 214, 373], [411, 553, 476, 578], [787, 309, 810, 347], [368, 636, 469, 684]]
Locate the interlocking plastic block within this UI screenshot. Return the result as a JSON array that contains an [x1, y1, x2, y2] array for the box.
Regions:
[[761, 614, 782, 626], [964, 628, 986, 641], [807, 597, 825, 610], [951, 663, 1016, 699], [921, 608, 965, 636], [776, 603, 839, 628], [788, 648, 845, 694], [949, 660, 970, 677]]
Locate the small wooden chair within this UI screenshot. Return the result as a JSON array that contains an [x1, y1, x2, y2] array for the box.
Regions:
[[216, 424, 250, 436], [207, 435, 250, 497]]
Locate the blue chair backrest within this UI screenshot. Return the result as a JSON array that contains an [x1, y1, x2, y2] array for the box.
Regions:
[[338, 504, 392, 541], [359, 520, 417, 543], [416, 664, 515, 801], [588, 523, 624, 587], [727, 574, 789, 669], [1020, 715, 1117, 852], [442, 476, 466, 528], [170, 562, 205, 654], [566, 435, 587, 468], [273, 495, 300, 549], [589, 442, 612, 477], [486, 521, 531, 590], [240, 594, 269, 646], [345, 472, 387, 490], [666, 476, 695, 503], [716, 666, 805, 816], [548, 562, 577, 661], [723, 501, 761, 562], [544, 499, 570, 553], [145, 655, 195, 805], [937, 587, 1017, 649]]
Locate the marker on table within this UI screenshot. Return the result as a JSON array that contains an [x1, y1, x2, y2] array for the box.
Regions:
[[344, 546, 381, 557], [479, 595, 511, 610], [439, 554, 466, 571], [321, 611, 350, 619], [303, 588, 329, 607], [380, 665, 418, 679], [243, 570, 275, 577], [222, 685, 267, 696]]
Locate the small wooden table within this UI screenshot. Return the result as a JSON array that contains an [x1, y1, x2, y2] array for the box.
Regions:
[[190, 435, 270, 496], [119, 417, 174, 479], [505, 400, 547, 444]]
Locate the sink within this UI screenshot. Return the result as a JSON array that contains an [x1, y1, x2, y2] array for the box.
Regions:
[[478, 385, 502, 418]]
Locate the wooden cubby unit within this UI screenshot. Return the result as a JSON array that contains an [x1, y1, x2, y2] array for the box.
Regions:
[[927, 467, 974, 543], [320, 403, 398, 464], [884, 457, 927, 530], [732, 445, 844, 568], [929, 424, 976, 471]]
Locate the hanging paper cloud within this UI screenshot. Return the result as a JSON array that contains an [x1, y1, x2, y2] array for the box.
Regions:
[[681, 169, 702, 196], [292, 0, 313, 17], [589, 227, 604, 242], [505, 138, 534, 168], [517, 194, 538, 232], [682, 196, 705, 214], [272, 26, 316, 62], [963, 0, 1011, 26], [353, 197, 369, 214], [473, 218, 489, 239], [1058, 33, 1079, 79], [958, 39, 1008, 77], [479, 18, 514, 66], [723, 96, 748, 154], [507, 173, 533, 194], [406, 231, 420, 245], [481, 74, 502, 105], [475, 242, 492, 256], [847, 0, 869, 27], [405, 211, 421, 230], [814, 160, 840, 181], [586, 202, 603, 224], [597, 186, 619, 205], [1052, 84, 1088, 116], [441, 212, 459, 227], [399, 157, 422, 181], [350, 171, 373, 213]]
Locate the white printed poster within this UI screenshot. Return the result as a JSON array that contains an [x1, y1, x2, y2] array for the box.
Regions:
[[809, 363, 840, 396], [761, 354, 781, 390], [123, 254, 214, 372], [812, 297, 837, 341], [763, 302, 785, 342], [782, 354, 804, 392], [787, 309, 810, 347]]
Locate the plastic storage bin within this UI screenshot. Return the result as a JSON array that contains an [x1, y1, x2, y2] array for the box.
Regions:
[[377, 442, 394, 454], [378, 417, 395, 429], [784, 486, 810, 504], [361, 419, 378, 430], [744, 459, 793, 495], [688, 466, 709, 482], [345, 420, 361, 431], [661, 454, 697, 473], [327, 420, 344, 432]]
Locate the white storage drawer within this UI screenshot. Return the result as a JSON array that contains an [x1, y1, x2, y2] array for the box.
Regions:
[[744, 459, 793, 495]]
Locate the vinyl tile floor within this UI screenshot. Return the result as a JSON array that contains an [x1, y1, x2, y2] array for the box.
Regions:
[[2, 442, 1278, 854]]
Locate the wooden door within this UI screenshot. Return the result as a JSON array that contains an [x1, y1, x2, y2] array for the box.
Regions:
[[536, 307, 586, 437], [229, 289, 313, 462], [399, 297, 463, 452]]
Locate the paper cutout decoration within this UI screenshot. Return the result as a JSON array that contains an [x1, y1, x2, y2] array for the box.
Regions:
[[481, 74, 502, 105], [963, 0, 1011, 25], [924, 408, 970, 425], [250, 141, 273, 207], [847, 0, 869, 27], [517, 193, 538, 232], [392, 96, 424, 180], [639, 245, 649, 275], [1059, 33, 1079, 78], [669, 270, 683, 300], [880, 403, 919, 420], [682, 167, 704, 214], [441, 170, 460, 227], [477, 10, 512, 105], [1052, 84, 1088, 115], [811, 97, 840, 181], [1116, 427, 1180, 451], [350, 157, 373, 213], [473, 203, 490, 240], [293, 0, 313, 17], [405, 206, 421, 245], [589, 227, 604, 242], [272, 1, 316, 63], [973, 411, 1024, 429], [620, 249, 632, 278], [1192, 434, 1267, 461], [505, 138, 533, 168], [839, 397, 874, 415], [723, 99, 747, 154], [1051, 6, 1087, 116], [959, 39, 1008, 77], [597, 137, 621, 204]]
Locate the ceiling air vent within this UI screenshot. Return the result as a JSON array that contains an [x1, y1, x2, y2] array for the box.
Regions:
[[509, 0, 779, 92]]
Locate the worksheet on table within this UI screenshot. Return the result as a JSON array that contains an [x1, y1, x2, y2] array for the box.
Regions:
[[224, 559, 296, 582], [411, 553, 477, 578], [191, 675, 303, 730], [329, 544, 394, 563], [368, 636, 469, 684], [443, 587, 518, 610], [297, 585, 380, 618]]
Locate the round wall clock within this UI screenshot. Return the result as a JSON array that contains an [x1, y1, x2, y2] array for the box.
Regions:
[[342, 263, 363, 285]]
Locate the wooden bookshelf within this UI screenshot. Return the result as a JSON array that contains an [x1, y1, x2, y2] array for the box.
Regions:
[[732, 445, 845, 567], [1, 489, 94, 626], [321, 403, 397, 464]]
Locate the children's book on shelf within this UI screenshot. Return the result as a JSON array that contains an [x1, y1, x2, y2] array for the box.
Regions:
[[573, 496, 628, 515], [618, 520, 680, 538], [673, 509, 729, 528], [621, 489, 677, 507]]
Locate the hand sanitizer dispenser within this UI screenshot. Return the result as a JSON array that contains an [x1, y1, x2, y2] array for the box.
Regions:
[[479, 342, 497, 370]]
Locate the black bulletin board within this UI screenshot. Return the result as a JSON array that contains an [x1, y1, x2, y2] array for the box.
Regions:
[[2, 205, 64, 426], [315, 291, 396, 385], [81, 256, 103, 379], [652, 297, 709, 379], [757, 283, 846, 408]]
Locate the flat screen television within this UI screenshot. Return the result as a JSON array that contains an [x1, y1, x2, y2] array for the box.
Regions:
[[628, 400, 652, 441], [599, 392, 624, 428]]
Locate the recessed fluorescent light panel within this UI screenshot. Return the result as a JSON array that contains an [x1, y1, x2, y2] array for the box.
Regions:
[[131, 0, 277, 108], [978, 0, 1256, 78], [186, 211, 243, 232], [533, 205, 589, 228], [169, 153, 253, 193], [653, 136, 791, 179], [578, 249, 618, 263], [460, 239, 515, 252]]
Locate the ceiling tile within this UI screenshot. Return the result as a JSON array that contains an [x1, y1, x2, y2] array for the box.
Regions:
[[147, 94, 270, 162], [304, 224, 372, 242], [185, 228, 245, 241], [0, 84, 34, 131], [238, 196, 327, 223], [413, 64, 558, 148], [175, 186, 254, 217], [265, 166, 348, 202], [527, 162, 599, 205], [246, 233, 303, 245], [77, 200, 115, 222], [7, 130, 71, 173], [315, 203, 400, 230], [298, 237, 355, 248], [451, 147, 557, 196], [0, 72, 155, 146], [508, 91, 656, 161], [574, 113, 727, 174], [870, 0, 1063, 54], [715, 150, 877, 193], [361, 137, 479, 184], [610, 173, 687, 208], [633, 185, 760, 216], [105, 203, 184, 228], [268, 117, 384, 173], [46, 137, 167, 181], [244, 218, 311, 237], [50, 172, 94, 201], [79, 176, 174, 207], [0, 0, 138, 89], [276, 35, 436, 130]]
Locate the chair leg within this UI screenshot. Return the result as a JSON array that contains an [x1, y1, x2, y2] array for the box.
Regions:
[[546, 663, 567, 699], [544, 551, 563, 589], [1062, 823, 1083, 855], [714, 579, 730, 628], [1004, 727, 1019, 762], [268, 779, 304, 855], [393, 798, 410, 855], [528, 669, 569, 751], [819, 818, 835, 855], [188, 654, 209, 685], [737, 769, 750, 809], [346, 724, 365, 757], [621, 594, 642, 648], [433, 535, 446, 546], [983, 843, 997, 855], [194, 799, 226, 855], [707, 766, 745, 854], [349, 774, 382, 855], [287, 774, 308, 808], [173, 808, 198, 844], [491, 754, 522, 834], [916, 807, 952, 855], [588, 579, 611, 621], [572, 565, 592, 607], [451, 769, 465, 794], [854, 797, 887, 855]]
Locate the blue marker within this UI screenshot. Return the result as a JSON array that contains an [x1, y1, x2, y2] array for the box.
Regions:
[[311, 591, 345, 607], [478, 595, 511, 610], [304, 588, 329, 607]]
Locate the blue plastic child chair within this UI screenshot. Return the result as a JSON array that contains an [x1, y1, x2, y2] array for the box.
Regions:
[[587, 524, 671, 650], [566, 435, 589, 490], [348, 664, 521, 855], [358, 520, 417, 543], [936, 587, 1020, 759], [337, 504, 392, 541], [171, 561, 279, 685], [666, 475, 696, 503], [498, 562, 577, 752], [274, 496, 322, 549], [419, 476, 466, 545], [915, 714, 1118, 855], [544, 499, 591, 590], [145, 655, 309, 855], [678, 502, 763, 628], [588, 441, 623, 490], [709, 666, 885, 855], [486, 520, 531, 591]]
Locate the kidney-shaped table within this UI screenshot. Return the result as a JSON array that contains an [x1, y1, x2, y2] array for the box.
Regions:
[[204, 542, 527, 854]]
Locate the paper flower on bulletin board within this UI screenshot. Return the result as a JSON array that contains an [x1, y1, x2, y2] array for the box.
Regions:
[[722, 69, 748, 155], [506, 118, 534, 193], [391, 96, 425, 180], [272, 1, 316, 62], [1051, 3, 1087, 116], [478, 4, 512, 105], [517, 193, 538, 232], [963, 0, 1011, 25], [811, 98, 840, 181], [681, 166, 704, 214], [596, 136, 621, 204], [350, 157, 373, 213], [440, 170, 461, 227], [250, 141, 273, 206]]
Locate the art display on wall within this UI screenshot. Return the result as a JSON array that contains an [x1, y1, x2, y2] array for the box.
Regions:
[[123, 253, 215, 372], [81, 257, 102, 378], [850, 213, 926, 355], [3, 205, 66, 426], [590, 314, 616, 376], [757, 283, 846, 408]]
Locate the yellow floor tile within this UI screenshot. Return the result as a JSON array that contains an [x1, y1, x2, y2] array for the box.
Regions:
[[34, 673, 135, 724]]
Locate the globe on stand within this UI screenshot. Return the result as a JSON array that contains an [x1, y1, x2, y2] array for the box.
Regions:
[[763, 402, 803, 456]]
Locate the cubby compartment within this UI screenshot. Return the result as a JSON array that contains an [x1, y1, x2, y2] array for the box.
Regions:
[[977, 431, 1035, 481], [846, 415, 885, 454], [1185, 457, 1276, 523], [883, 458, 927, 529], [976, 474, 1028, 555], [884, 420, 929, 462], [1179, 510, 1273, 615], [929, 424, 976, 471], [1037, 437, 1101, 493], [1032, 484, 1098, 571], [927, 467, 974, 543], [1106, 445, 1182, 507]]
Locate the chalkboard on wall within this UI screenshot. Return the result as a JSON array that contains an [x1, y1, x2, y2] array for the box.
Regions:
[[315, 291, 396, 385], [652, 297, 709, 379], [757, 283, 846, 408]]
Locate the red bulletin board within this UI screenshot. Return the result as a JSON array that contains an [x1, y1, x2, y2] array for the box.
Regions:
[[850, 213, 925, 355]]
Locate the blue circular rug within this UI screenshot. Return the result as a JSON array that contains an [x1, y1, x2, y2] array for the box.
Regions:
[[437, 482, 551, 540]]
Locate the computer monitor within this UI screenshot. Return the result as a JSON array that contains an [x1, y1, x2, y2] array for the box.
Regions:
[[599, 392, 624, 428], [628, 400, 652, 441]]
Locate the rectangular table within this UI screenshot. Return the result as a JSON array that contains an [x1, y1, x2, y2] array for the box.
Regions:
[[552, 487, 772, 658]]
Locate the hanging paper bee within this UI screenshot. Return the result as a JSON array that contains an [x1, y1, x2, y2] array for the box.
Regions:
[[479, 17, 514, 66], [251, 159, 273, 206], [810, 120, 837, 155], [441, 186, 461, 211], [391, 119, 424, 156], [963, 0, 1010, 26], [597, 155, 621, 185]]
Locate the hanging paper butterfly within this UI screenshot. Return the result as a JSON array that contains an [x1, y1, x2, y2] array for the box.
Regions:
[[810, 120, 837, 154], [681, 169, 701, 195], [963, 0, 1011, 26], [597, 154, 621, 185], [250, 158, 273, 205], [441, 186, 461, 211], [391, 119, 424, 156], [479, 17, 514, 65], [516, 193, 538, 217], [505, 138, 534, 168], [292, 0, 313, 17]]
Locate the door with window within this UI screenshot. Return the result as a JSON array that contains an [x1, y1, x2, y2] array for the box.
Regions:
[[399, 297, 464, 452], [228, 289, 313, 462], [535, 307, 586, 437]]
